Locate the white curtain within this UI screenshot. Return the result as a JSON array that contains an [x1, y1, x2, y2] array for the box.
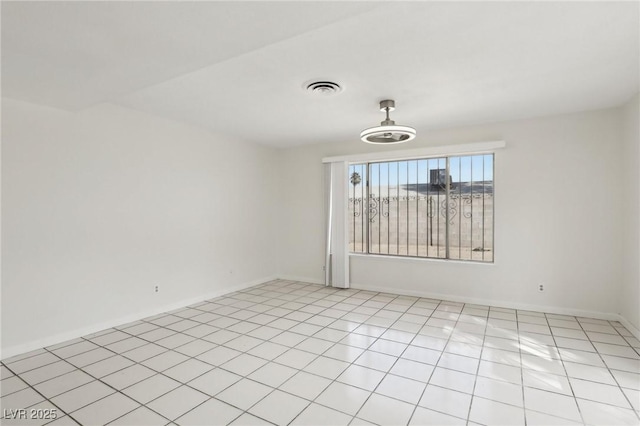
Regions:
[[324, 161, 349, 288]]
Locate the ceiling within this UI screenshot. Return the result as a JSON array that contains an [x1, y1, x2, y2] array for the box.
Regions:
[[2, 1, 638, 148]]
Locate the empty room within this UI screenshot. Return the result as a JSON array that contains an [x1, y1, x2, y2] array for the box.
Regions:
[[1, 1, 639, 425]]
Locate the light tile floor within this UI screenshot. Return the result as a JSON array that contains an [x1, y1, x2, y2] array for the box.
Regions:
[[2, 280, 640, 425]]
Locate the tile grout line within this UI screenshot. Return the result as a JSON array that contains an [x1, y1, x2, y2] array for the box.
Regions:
[[349, 294, 429, 425], [283, 290, 421, 425], [517, 308, 530, 426], [3, 280, 640, 426], [545, 312, 587, 425], [573, 317, 640, 422], [21, 281, 320, 424], [37, 281, 308, 424], [463, 305, 490, 426], [1, 361, 82, 426], [39, 345, 174, 426], [297, 290, 442, 423], [105, 281, 354, 424], [405, 299, 473, 426], [116, 281, 374, 424]]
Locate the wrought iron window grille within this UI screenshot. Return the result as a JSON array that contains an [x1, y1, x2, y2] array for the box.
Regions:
[[348, 155, 494, 263]]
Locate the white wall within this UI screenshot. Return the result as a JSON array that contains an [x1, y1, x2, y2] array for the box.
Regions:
[[278, 108, 625, 317], [621, 94, 640, 333], [3, 98, 634, 358], [2, 99, 279, 356]]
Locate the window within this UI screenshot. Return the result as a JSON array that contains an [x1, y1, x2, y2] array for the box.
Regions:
[[348, 154, 494, 262]]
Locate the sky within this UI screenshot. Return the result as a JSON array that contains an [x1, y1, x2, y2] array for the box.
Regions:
[[350, 154, 494, 187]]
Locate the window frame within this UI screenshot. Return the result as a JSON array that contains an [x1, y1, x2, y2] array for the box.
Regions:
[[348, 153, 496, 264]]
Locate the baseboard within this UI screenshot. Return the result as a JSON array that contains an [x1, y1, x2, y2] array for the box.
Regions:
[[1, 276, 276, 360], [350, 282, 622, 322], [617, 314, 640, 340], [6, 276, 634, 360], [277, 275, 325, 286]]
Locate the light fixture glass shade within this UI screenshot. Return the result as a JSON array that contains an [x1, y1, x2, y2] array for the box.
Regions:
[[360, 125, 417, 144]]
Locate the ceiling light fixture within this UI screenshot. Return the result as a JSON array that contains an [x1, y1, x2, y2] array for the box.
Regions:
[[360, 100, 416, 144]]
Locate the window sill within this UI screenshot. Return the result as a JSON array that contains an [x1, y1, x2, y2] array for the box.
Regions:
[[349, 252, 495, 266]]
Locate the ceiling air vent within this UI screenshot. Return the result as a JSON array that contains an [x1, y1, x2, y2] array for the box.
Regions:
[[305, 80, 342, 95]]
